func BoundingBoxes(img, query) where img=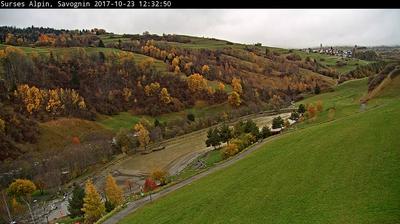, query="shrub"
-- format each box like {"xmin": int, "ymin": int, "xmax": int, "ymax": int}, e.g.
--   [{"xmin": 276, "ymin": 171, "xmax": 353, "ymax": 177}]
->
[
  {"xmin": 187, "ymin": 113, "xmax": 195, "ymax": 122},
  {"xmin": 152, "ymin": 169, "xmax": 168, "ymax": 185},
  {"xmin": 105, "ymin": 200, "xmax": 115, "ymax": 213},
  {"xmin": 222, "ymin": 143, "xmax": 239, "ymax": 158},
  {"xmin": 143, "ymin": 178, "xmax": 157, "ymax": 192}
]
